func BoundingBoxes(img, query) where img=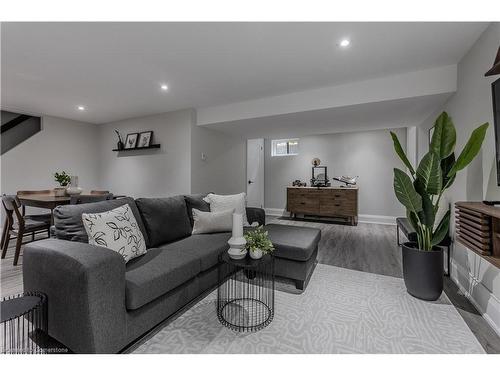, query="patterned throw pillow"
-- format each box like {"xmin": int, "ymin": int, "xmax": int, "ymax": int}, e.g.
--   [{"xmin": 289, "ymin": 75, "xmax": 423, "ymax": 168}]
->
[
  {"xmin": 82, "ymin": 204, "xmax": 147, "ymax": 263},
  {"xmin": 203, "ymin": 193, "xmax": 249, "ymax": 226}
]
